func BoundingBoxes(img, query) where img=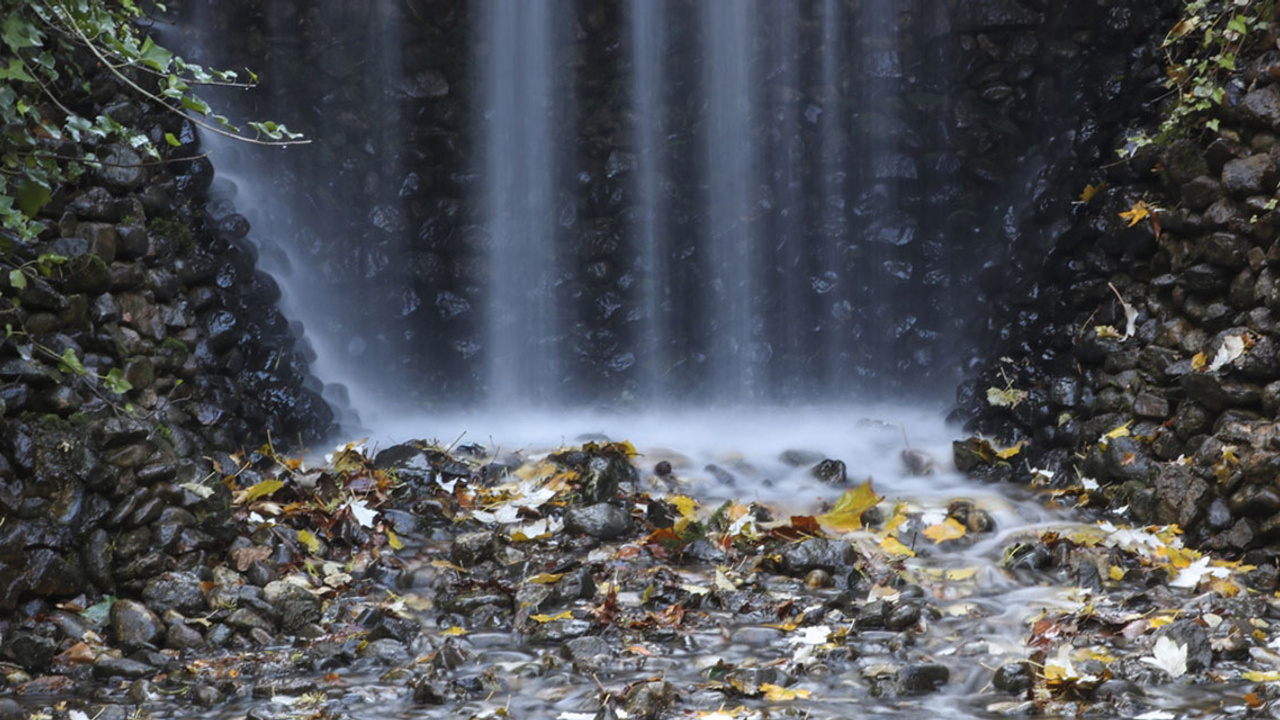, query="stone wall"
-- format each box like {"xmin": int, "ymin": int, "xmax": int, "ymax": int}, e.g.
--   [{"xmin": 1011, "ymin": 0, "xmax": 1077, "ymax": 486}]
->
[
  {"xmin": 957, "ymin": 3, "xmax": 1280, "ymax": 554},
  {"xmin": 0, "ymin": 64, "xmax": 333, "ymax": 614}
]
